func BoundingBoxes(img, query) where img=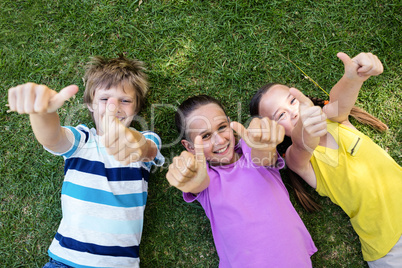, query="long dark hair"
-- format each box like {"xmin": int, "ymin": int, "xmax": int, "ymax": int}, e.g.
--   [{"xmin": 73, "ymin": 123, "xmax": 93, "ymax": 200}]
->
[
  {"xmin": 250, "ymin": 83, "xmax": 388, "ymax": 212},
  {"xmin": 175, "ymin": 95, "xmax": 226, "ymax": 140}
]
